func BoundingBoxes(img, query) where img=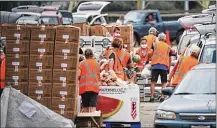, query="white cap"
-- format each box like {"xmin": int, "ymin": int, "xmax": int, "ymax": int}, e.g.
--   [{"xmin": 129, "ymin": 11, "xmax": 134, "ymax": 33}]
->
[
  {"xmin": 158, "ymin": 33, "xmax": 166, "ymax": 41},
  {"xmin": 191, "ymin": 45, "xmax": 201, "ymax": 54},
  {"xmin": 149, "ymin": 27, "xmax": 157, "ymax": 34}
]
